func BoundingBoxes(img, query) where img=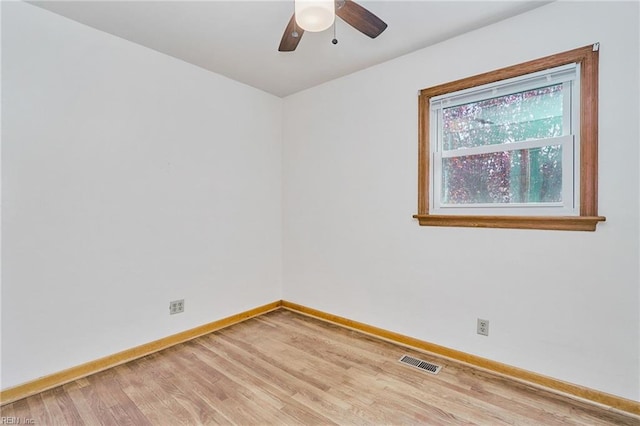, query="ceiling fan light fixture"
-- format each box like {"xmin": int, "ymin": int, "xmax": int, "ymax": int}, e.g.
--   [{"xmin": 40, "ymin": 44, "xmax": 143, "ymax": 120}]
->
[{"xmin": 294, "ymin": 0, "xmax": 335, "ymax": 32}]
